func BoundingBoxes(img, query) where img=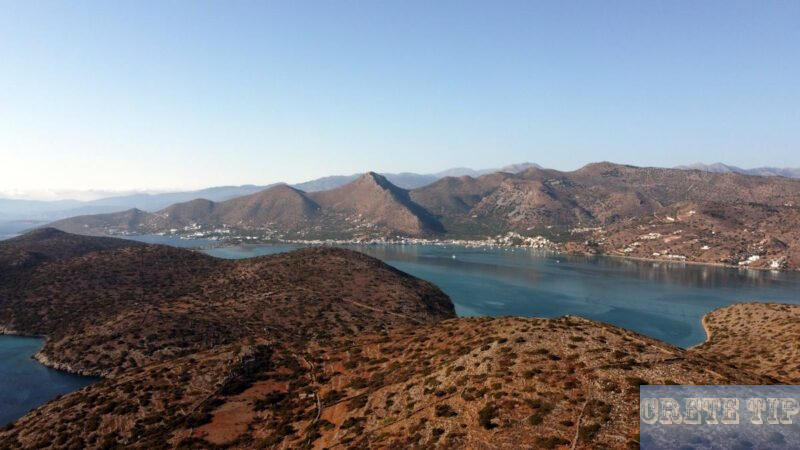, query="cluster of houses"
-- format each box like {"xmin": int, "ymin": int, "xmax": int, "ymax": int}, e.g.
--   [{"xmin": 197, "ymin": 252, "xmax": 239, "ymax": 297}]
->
[{"xmin": 284, "ymin": 231, "xmax": 558, "ymax": 250}]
